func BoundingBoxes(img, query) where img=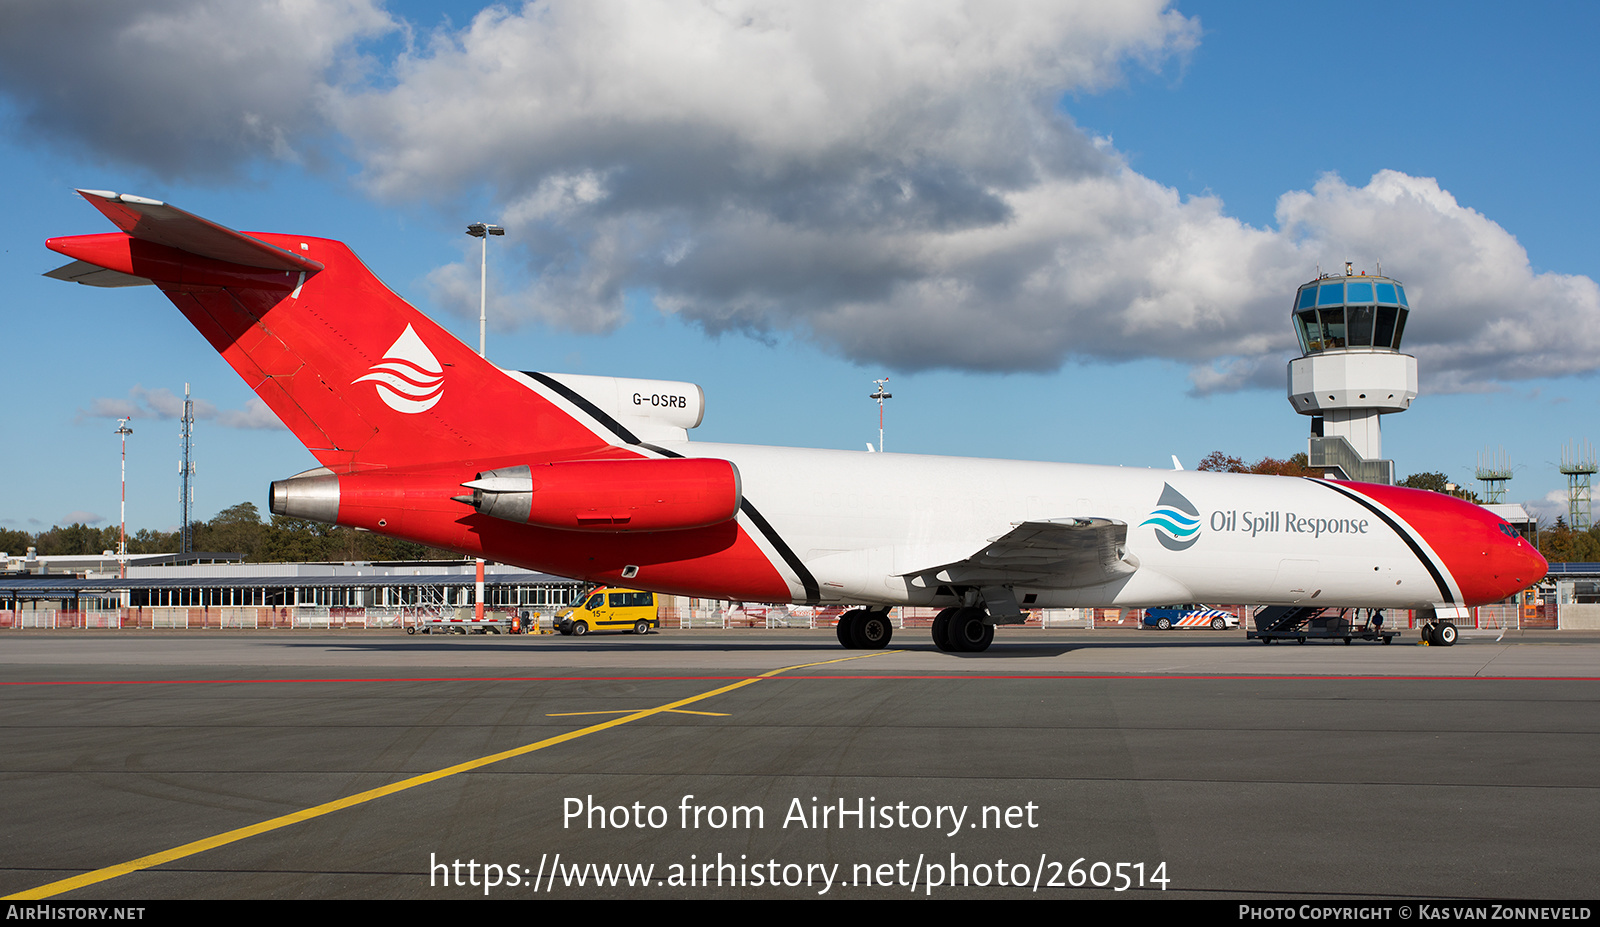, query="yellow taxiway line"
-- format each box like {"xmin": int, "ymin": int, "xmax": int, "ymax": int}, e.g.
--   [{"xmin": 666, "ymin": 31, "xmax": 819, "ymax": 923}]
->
[{"xmin": 6, "ymin": 650, "xmax": 900, "ymax": 900}]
